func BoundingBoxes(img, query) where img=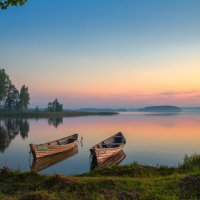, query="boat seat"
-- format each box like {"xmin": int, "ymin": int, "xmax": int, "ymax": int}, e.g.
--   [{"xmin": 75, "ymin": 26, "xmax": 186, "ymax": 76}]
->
[
  {"xmin": 48, "ymin": 141, "xmax": 59, "ymax": 145},
  {"xmin": 57, "ymin": 140, "xmax": 62, "ymax": 145},
  {"xmin": 107, "ymin": 143, "xmax": 122, "ymax": 147}
]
